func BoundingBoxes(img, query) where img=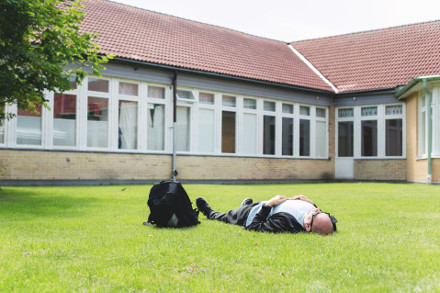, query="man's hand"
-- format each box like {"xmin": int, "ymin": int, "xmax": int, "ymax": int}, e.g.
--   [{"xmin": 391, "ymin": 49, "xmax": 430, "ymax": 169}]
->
[
  {"xmin": 265, "ymin": 195, "xmax": 288, "ymax": 207},
  {"xmin": 290, "ymin": 195, "xmax": 314, "ymax": 205}
]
